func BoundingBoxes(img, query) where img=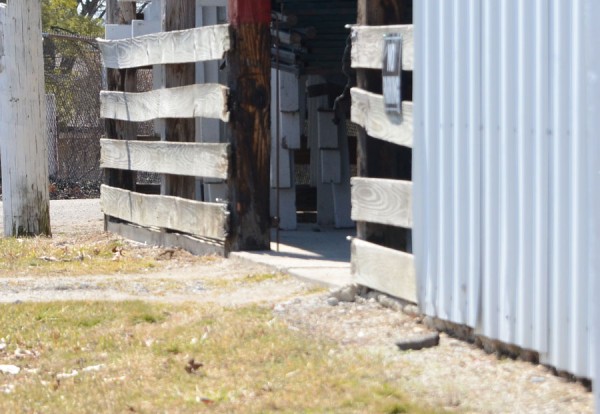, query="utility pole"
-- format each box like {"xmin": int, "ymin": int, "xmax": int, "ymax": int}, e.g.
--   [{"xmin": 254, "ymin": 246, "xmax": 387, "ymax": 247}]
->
[
  {"xmin": 0, "ymin": 0, "xmax": 51, "ymax": 237},
  {"xmin": 226, "ymin": 0, "xmax": 272, "ymax": 251}
]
